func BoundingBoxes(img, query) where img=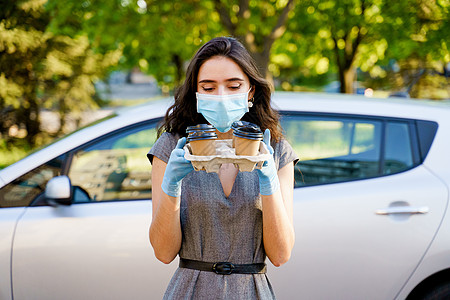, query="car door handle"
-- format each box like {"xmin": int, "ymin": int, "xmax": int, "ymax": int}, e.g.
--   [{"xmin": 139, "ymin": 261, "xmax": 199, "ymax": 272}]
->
[{"xmin": 375, "ymin": 206, "xmax": 429, "ymax": 215}]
